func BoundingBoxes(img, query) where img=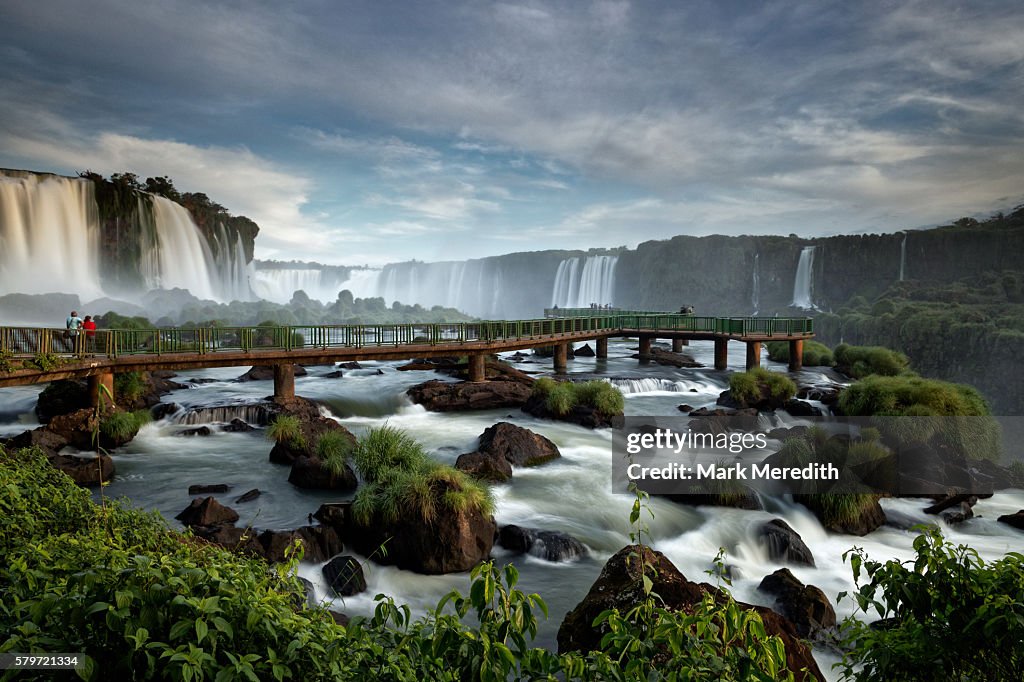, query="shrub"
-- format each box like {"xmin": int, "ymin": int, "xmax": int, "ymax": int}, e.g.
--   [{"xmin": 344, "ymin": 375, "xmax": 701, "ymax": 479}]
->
[
  {"xmin": 728, "ymin": 367, "xmax": 796, "ymax": 407},
  {"xmin": 266, "ymin": 414, "xmax": 305, "ymax": 448},
  {"xmin": 833, "ymin": 344, "xmax": 910, "ymax": 378},
  {"xmin": 545, "ymin": 382, "xmax": 577, "ymax": 416},
  {"xmin": 113, "ymin": 371, "xmax": 147, "ymax": 403},
  {"xmin": 351, "ymin": 424, "xmax": 428, "ymax": 482},
  {"xmin": 99, "ymin": 409, "xmax": 151, "ymax": 442},
  {"xmin": 315, "ymin": 431, "xmax": 352, "ymax": 476},
  {"xmin": 838, "ymin": 375, "xmax": 991, "ymax": 417},
  {"xmin": 533, "ymin": 378, "xmax": 624, "ymax": 417},
  {"xmin": 766, "ymin": 340, "xmax": 834, "ymax": 366},
  {"xmin": 839, "ymin": 527, "xmax": 1024, "ymax": 681}
]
